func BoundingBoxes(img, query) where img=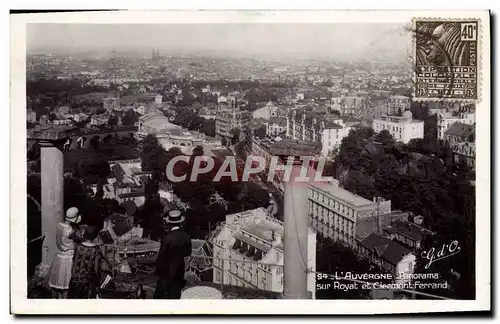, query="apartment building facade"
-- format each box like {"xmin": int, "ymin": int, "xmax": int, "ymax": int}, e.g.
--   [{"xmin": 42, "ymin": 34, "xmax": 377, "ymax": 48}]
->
[
  {"xmin": 308, "ymin": 182, "xmax": 391, "ymax": 248},
  {"xmin": 211, "ymin": 208, "xmax": 316, "ymax": 297}
]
